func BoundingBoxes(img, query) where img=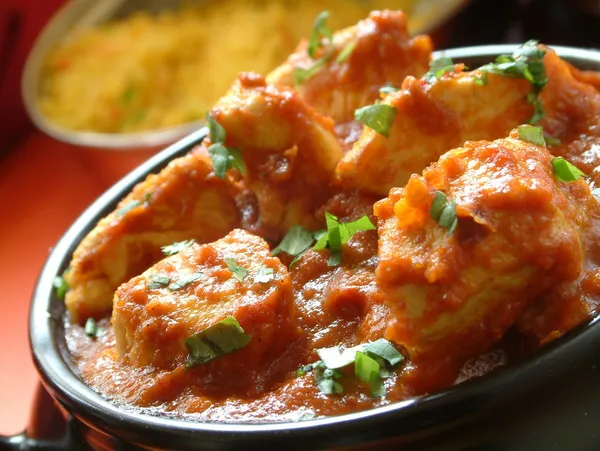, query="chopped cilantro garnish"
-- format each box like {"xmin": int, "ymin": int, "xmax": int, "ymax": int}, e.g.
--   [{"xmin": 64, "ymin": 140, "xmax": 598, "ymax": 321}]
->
[
  {"xmin": 53, "ymin": 270, "xmax": 69, "ymax": 299},
  {"xmin": 161, "ymin": 239, "xmax": 196, "ymax": 256},
  {"xmin": 477, "ymin": 41, "xmax": 547, "ymax": 124},
  {"xmin": 308, "ymin": 11, "xmax": 333, "ymax": 58},
  {"xmin": 85, "ymin": 317, "xmax": 98, "ymax": 337},
  {"xmin": 117, "ymin": 200, "xmax": 141, "ymax": 217},
  {"xmin": 224, "ymin": 258, "xmax": 249, "ymax": 282},
  {"xmin": 354, "ymin": 104, "xmax": 397, "ymax": 138},
  {"xmin": 254, "ymin": 267, "xmax": 275, "ymax": 283},
  {"xmin": 205, "ymin": 113, "xmax": 247, "ymax": 179},
  {"xmin": 147, "ymin": 274, "xmax": 171, "ymax": 290},
  {"xmin": 552, "ymin": 157, "xmax": 587, "ymax": 182},
  {"xmin": 424, "ymin": 56, "xmax": 456, "ymax": 82},
  {"xmin": 206, "ymin": 112, "xmax": 226, "ymax": 143},
  {"xmin": 336, "ymin": 41, "xmax": 356, "ymax": 63},
  {"xmin": 518, "ymin": 125, "xmax": 546, "ymax": 147},
  {"xmin": 544, "ymin": 134, "xmax": 561, "ymax": 146},
  {"xmin": 355, "ymin": 351, "xmax": 384, "ymax": 397},
  {"xmin": 379, "ymin": 85, "xmax": 399, "ymax": 94},
  {"xmin": 168, "ymin": 272, "xmax": 204, "ymax": 290},
  {"xmin": 294, "ymin": 58, "xmax": 328, "ymax": 85},
  {"xmin": 272, "ymin": 225, "xmax": 315, "ymax": 267},
  {"xmin": 299, "ymin": 339, "xmax": 404, "ymax": 397},
  {"xmin": 294, "ymin": 11, "xmax": 335, "ymax": 85},
  {"xmin": 429, "ymin": 191, "xmax": 458, "ymax": 234},
  {"xmin": 208, "ymin": 143, "xmax": 246, "ymax": 179},
  {"xmin": 185, "ymin": 316, "xmax": 251, "ymax": 369},
  {"xmin": 313, "ymin": 213, "xmax": 376, "ymax": 266}
]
